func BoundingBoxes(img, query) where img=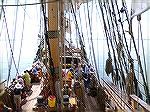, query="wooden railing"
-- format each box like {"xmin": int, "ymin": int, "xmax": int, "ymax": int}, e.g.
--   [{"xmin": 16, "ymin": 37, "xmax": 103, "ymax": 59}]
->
[
  {"xmin": 100, "ymin": 77, "xmax": 134, "ymax": 111},
  {"xmin": 101, "ymin": 77, "xmax": 150, "ymax": 112},
  {"xmin": 130, "ymin": 94, "xmax": 150, "ymax": 112}
]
